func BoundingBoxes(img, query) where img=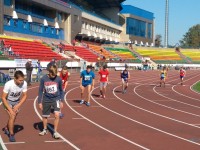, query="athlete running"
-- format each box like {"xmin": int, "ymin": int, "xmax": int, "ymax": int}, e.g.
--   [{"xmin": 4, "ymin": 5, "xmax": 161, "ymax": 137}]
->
[
  {"xmin": 99, "ymin": 65, "xmax": 109, "ymax": 99},
  {"xmin": 38, "ymin": 65, "xmax": 64, "ymax": 139},
  {"xmin": 2, "ymin": 70, "xmax": 27, "ymax": 142},
  {"xmin": 57, "ymin": 66, "xmax": 70, "ymax": 118},
  {"xmin": 80, "ymin": 65, "xmax": 95, "ymax": 106},
  {"xmin": 160, "ymin": 66, "xmax": 168, "ymax": 87},
  {"xmin": 121, "ymin": 66, "xmax": 130, "ymax": 94},
  {"xmin": 180, "ymin": 67, "xmax": 186, "ymax": 85}
]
